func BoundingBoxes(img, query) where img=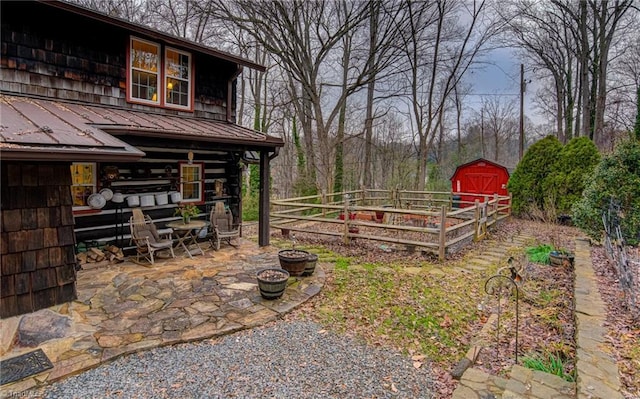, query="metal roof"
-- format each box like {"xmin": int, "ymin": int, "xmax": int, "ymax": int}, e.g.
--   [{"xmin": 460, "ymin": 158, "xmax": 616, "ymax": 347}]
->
[{"xmin": 0, "ymin": 95, "xmax": 283, "ymax": 161}]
